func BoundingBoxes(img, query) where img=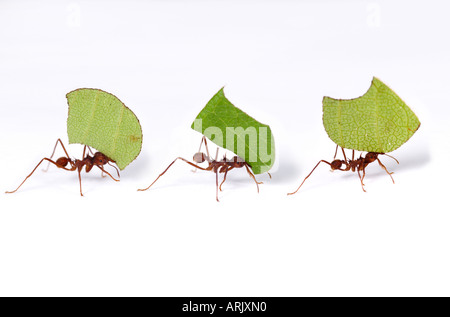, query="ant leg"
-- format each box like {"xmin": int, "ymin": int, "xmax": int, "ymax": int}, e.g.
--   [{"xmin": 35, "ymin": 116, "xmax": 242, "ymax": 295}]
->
[
  {"xmin": 215, "ymin": 170, "xmax": 220, "ymax": 202},
  {"xmin": 95, "ymin": 165, "xmax": 120, "ymax": 182},
  {"xmin": 107, "ymin": 162, "xmax": 120, "ymax": 178},
  {"xmin": 204, "ymin": 137, "xmax": 212, "ymax": 161},
  {"xmin": 333, "ymin": 144, "xmax": 347, "ymax": 161},
  {"xmin": 376, "ymin": 158, "xmax": 395, "ymax": 184},
  {"xmin": 244, "ymin": 164, "xmax": 263, "ymax": 193},
  {"xmin": 219, "ymin": 166, "xmax": 234, "ymax": 191},
  {"xmin": 333, "ymin": 144, "xmax": 339, "ymax": 159},
  {"xmin": 219, "ymin": 167, "xmax": 228, "ymax": 191},
  {"xmin": 6, "ymin": 158, "xmax": 62, "ymax": 194},
  {"xmin": 197, "ymin": 136, "xmax": 205, "ymax": 153},
  {"xmin": 192, "ymin": 137, "xmax": 207, "ymax": 173},
  {"xmin": 287, "ymin": 160, "xmax": 332, "ymax": 195},
  {"xmin": 77, "ymin": 166, "xmax": 84, "ymax": 196},
  {"xmin": 267, "ymin": 172, "xmax": 272, "ymax": 179},
  {"xmin": 138, "ymin": 157, "xmax": 208, "ymax": 191},
  {"xmin": 198, "ymin": 136, "xmax": 212, "ymax": 161},
  {"xmin": 333, "ymin": 145, "xmax": 348, "ymax": 161},
  {"xmin": 86, "ymin": 146, "xmax": 95, "ymax": 156},
  {"xmin": 357, "ymin": 168, "xmax": 366, "ymax": 192},
  {"xmin": 193, "ymin": 137, "xmax": 206, "ymax": 173},
  {"xmin": 82, "ymin": 145, "xmax": 87, "ymax": 159},
  {"xmin": 361, "ymin": 167, "xmax": 366, "ymax": 184},
  {"xmin": 54, "ymin": 139, "xmax": 71, "ymax": 158},
  {"xmin": 341, "ymin": 147, "xmax": 348, "ymax": 162},
  {"xmin": 192, "ymin": 137, "xmax": 211, "ymax": 173},
  {"xmin": 43, "ymin": 139, "xmax": 71, "ymax": 172}
]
